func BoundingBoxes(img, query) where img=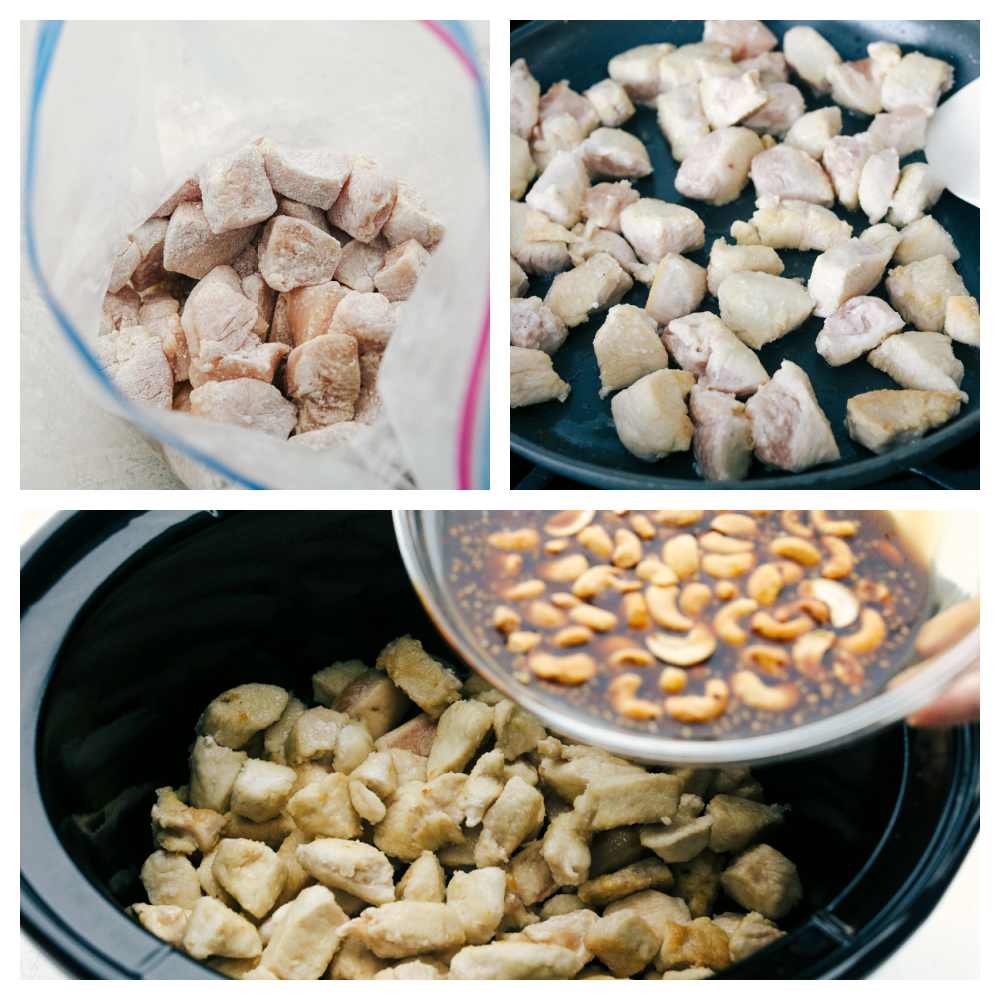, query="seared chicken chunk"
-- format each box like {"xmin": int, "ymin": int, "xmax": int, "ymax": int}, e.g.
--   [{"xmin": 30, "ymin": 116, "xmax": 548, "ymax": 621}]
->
[
  {"xmin": 659, "ymin": 42, "xmax": 734, "ymax": 91},
  {"xmin": 822, "ymin": 133, "xmax": 884, "ymax": 211},
  {"xmin": 575, "ymin": 128, "xmax": 653, "ymax": 179},
  {"xmin": 604, "ymin": 889, "xmax": 692, "ymax": 945},
  {"xmin": 620, "ymin": 199, "xmax": 705, "ymax": 263},
  {"xmin": 738, "ymin": 51, "xmax": 788, "ymax": 84},
  {"xmin": 945, "ymin": 296, "xmax": 979, "ymax": 348},
  {"xmin": 569, "ymin": 227, "xmax": 637, "ymax": 271},
  {"xmin": 510, "ymin": 134, "xmax": 536, "ymax": 201},
  {"xmin": 230, "ymin": 760, "xmax": 297, "ymax": 823},
  {"xmin": 720, "ymin": 844, "xmax": 802, "ymax": 921},
  {"xmin": 644, "ymin": 253, "xmax": 707, "ymax": 326},
  {"xmin": 867, "ymin": 331, "xmax": 967, "ymax": 400},
  {"xmin": 183, "ymin": 897, "xmax": 262, "ymax": 960},
  {"xmin": 826, "ymin": 57, "xmax": 884, "ymax": 115},
  {"xmin": 846, "ymin": 389, "xmax": 963, "ymax": 454},
  {"xmin": 584, "ymin": 78, "xmax": 636, "ymax": 127},
  {"xmin": 374, "ymin": 772, "xmax": 467, "ymax": 861},
  {"xmin": 609, "ymin": 43, "xmax": 676, "ymax": 103},
  {"xmin": 670, "ymin": 851, "xmax": 727, "ymax": 918},
  {"xmin": 698, "ymin": 70, "xmax": 770, "ymax": 129},
  {"xmin": 728, "ymin": 911, "xmax": 785, "ymax": 962},
  {"xmin": 426, "ymin": 699, "xmax": 494, "ymax": 779},
  {"xmin": 658, "ymin": 917, "xmax": 731, "ymax": 972},
  {"xmin": 580, "ymin": 180, "xmax": 639, "ymax": 235},
  {"xmin": 476, "ymin": 776, "xmax": 546, "ymax": 867},
  {"xmin": 611, "ymin": 369, "xmax": 696, "ymax": 462},
  {"xmin": 731, "ymin": 196, "xmax": 851, "ymax": 252},
  {"xmin": 750, "ymin": 145, "xmax": 834, "ymax": 206},
  {"xmin": 510, "ymin": 59, "xmax": 541, "ymax": 140},
  {"xmin": 808, "ymin": 237, "xmax": 895, "ymax": 319},
  {"xmin": 200, "ymin": 684, "xmax": 289, "ymax": 750},
  {"xmin": 742, "ymin": 82, "xmax": 805, "ymax": 138},
  {"xmin": 594, "ymin": 305, "xmax": 669, "ymax": 399},
  {"xmin": 353, "ymin": 901, "xmax": 466, "ymax": 959},
  {"xmin": 703, "ymin": 21, "xmax": 777, "ymax": 62},
  {"xmin": 510, "ymin": 201, "xmax": 570, "ymax": 277},
  {"xmin": 707, "ymin": 795, "xmax": 784, "ymax": 852},
  {"xmin": 887, "ymin": 162, "xmax": 945, "ymax": 228},
  {"xmin": 578, "ymin": 857, "xmax": 675, "ymax": 909},
  {"xmin": 297, "ymin": 838, "xmax": 394, "ymax": 904},
  {"xmin": 510, "ymin": 257, "xmax": 529, "ymax": 298},
  {"xmin": 718, "ymin": 271, "xmax": 815, "ymax": 348},
  {"xmin": 584, "ymin": 911, "xmax": 660, "ymax": 978},
  {"xmin": 258, "ymin": 885, "xmax": 347, "ymax": 980},
  {"xmin": 867, "ymin": 105, "xmax": 930, "ymax": 158},
  {"xmin": 706, "ymin": 238, "xmax": 783, "ymax": 296},
  {"xmin": 885, "ymin": 254, "xmax": 969, "ymax": 332},
  {"xmin": 577, "ymin": 772, "xmax": 682, "ymax": 831},
  {"xmin": 531, "ymin": 81, "xmax": 600, "ymax": 171},
  {"xmin": 133, "ymin": 904, "xmax": 191, "ymax": 948},
  {"xmin": 544, "ymin": 252, "xmax": 633, "ymax": 327},
  {"xmin": 881, "ymin": 52, "xmax": 954, "ymax": 114},
  {"xmin": 674, "ymin": 127, "xmax": 763, "ymax": 206},
  {"xmin": 447, "ymin": 867, "xmax": 507, "ymax": 944},
  {"xmin": 893, "ymin": 215, "xmax": 960, "ymax": 266},
  {"xmin": 663, "ymin": 312, "xmax": 768, "ymax": 396},
  {"xmin": 151, "ymin": 786, "xmax": 226, "ymax": 855},
  {"xmin": 525, "ymin": 151, "xmax": 591, "ymax": 228},
  {"xmin": 782, "ymin": 106, "xmax": 842, "ymax": 159},
  {"xmin": 641, "ymin": 812, "xmax": 715, "ymax": 864},
  {"xmin": 782, "ymin": 25, "xmax": 841, "ymax": 94},
  {"xmin": 286, "ymin": 772, "xmax": 362, "ymax": 839},
  {"xmin": 189, "ymin": 737, "xmax": 248, "ymax": 814},
  {"xmin": 816, "ymin": 296, "xmax": 904, "ymax": 366},
  {"xmin": 141, "ymin": 850, "xmax": 203, "ymax": 908},
  {"xmin": 688, "ymin": 384, "xmax": 753, "ymax": 483},
  {"xmin": 510, "ymin": 348, "xmax": 572, "ymax": 408},
  {"xmin": 858, "ymin": 148, "xmax": 899, "ymax": 225},
  {"xmin": 375, "ymin": 636, "xmax": 462, "ymax": 719},
  {"xmin": 656, "ymin": 86, "xmax": 710, "ymax": 161},
  {"xmin": 450, "ymin": 941, "xmax": 583, "ymax": 980},
  {"xmin": 510, "ymin": 296, "xmax": 569, "ymax": 356}
]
